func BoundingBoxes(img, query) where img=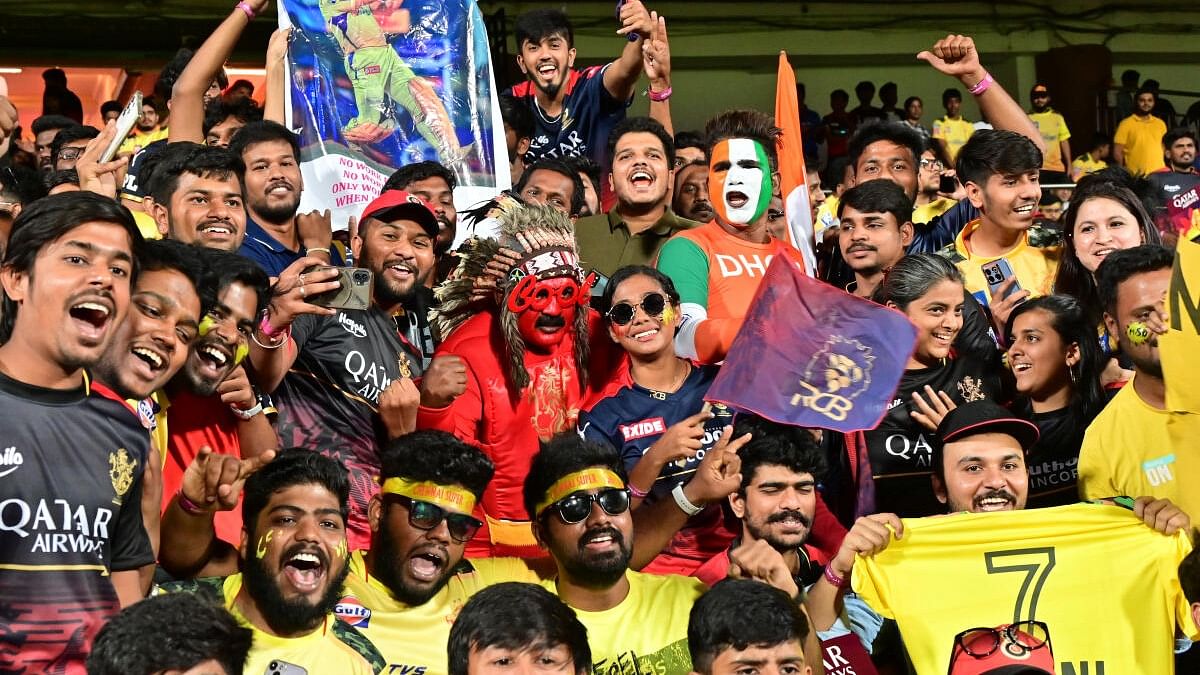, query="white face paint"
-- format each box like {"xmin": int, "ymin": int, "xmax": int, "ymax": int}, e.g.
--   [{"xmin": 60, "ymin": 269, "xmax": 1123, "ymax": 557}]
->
[{"xmin": 710, "ymin": 138, "xmax": 771, "ymax": 226}]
